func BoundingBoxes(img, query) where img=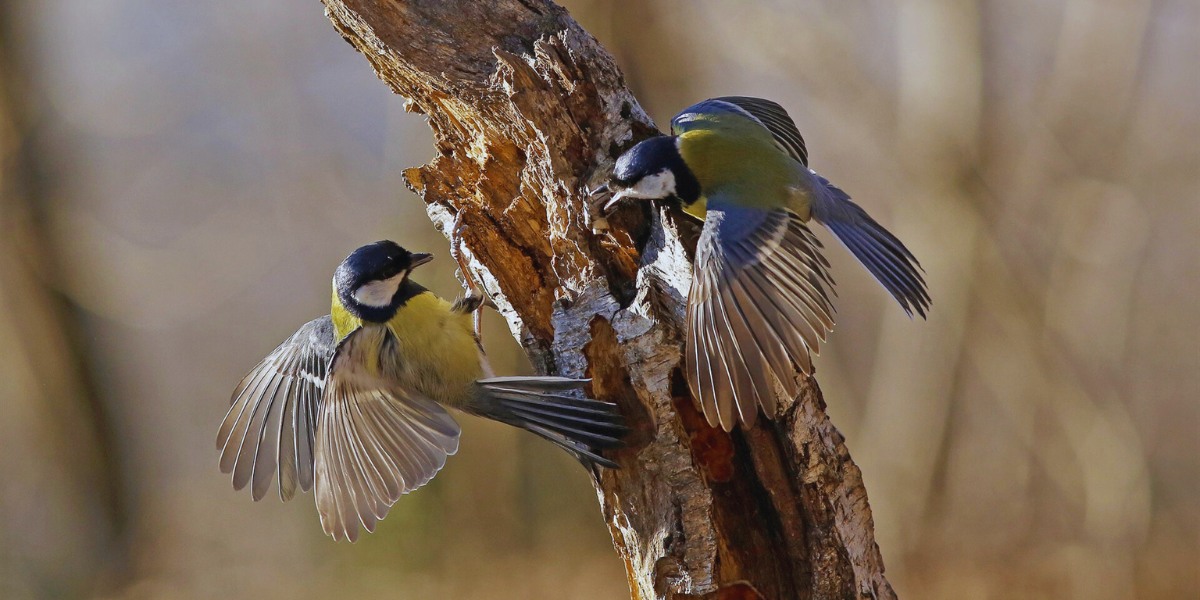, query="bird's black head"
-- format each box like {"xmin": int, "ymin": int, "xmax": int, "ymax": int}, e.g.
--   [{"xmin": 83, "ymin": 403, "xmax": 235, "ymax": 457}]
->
[
  {"xmin": 598, "ymin": 135, "xmax": 700, "ymax": 211},
  {"xmin": 334, "ymin": 240, "xmax": 432, "ymax": 322}
]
